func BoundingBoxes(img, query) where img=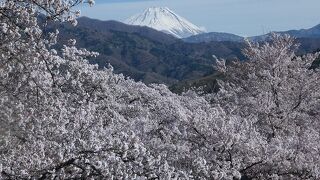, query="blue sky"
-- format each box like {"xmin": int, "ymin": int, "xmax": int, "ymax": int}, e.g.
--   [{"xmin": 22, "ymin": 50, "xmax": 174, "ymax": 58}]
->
[{"xmin": 80, "ymin": 0, "xmax": 320, "ymax": 36}]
